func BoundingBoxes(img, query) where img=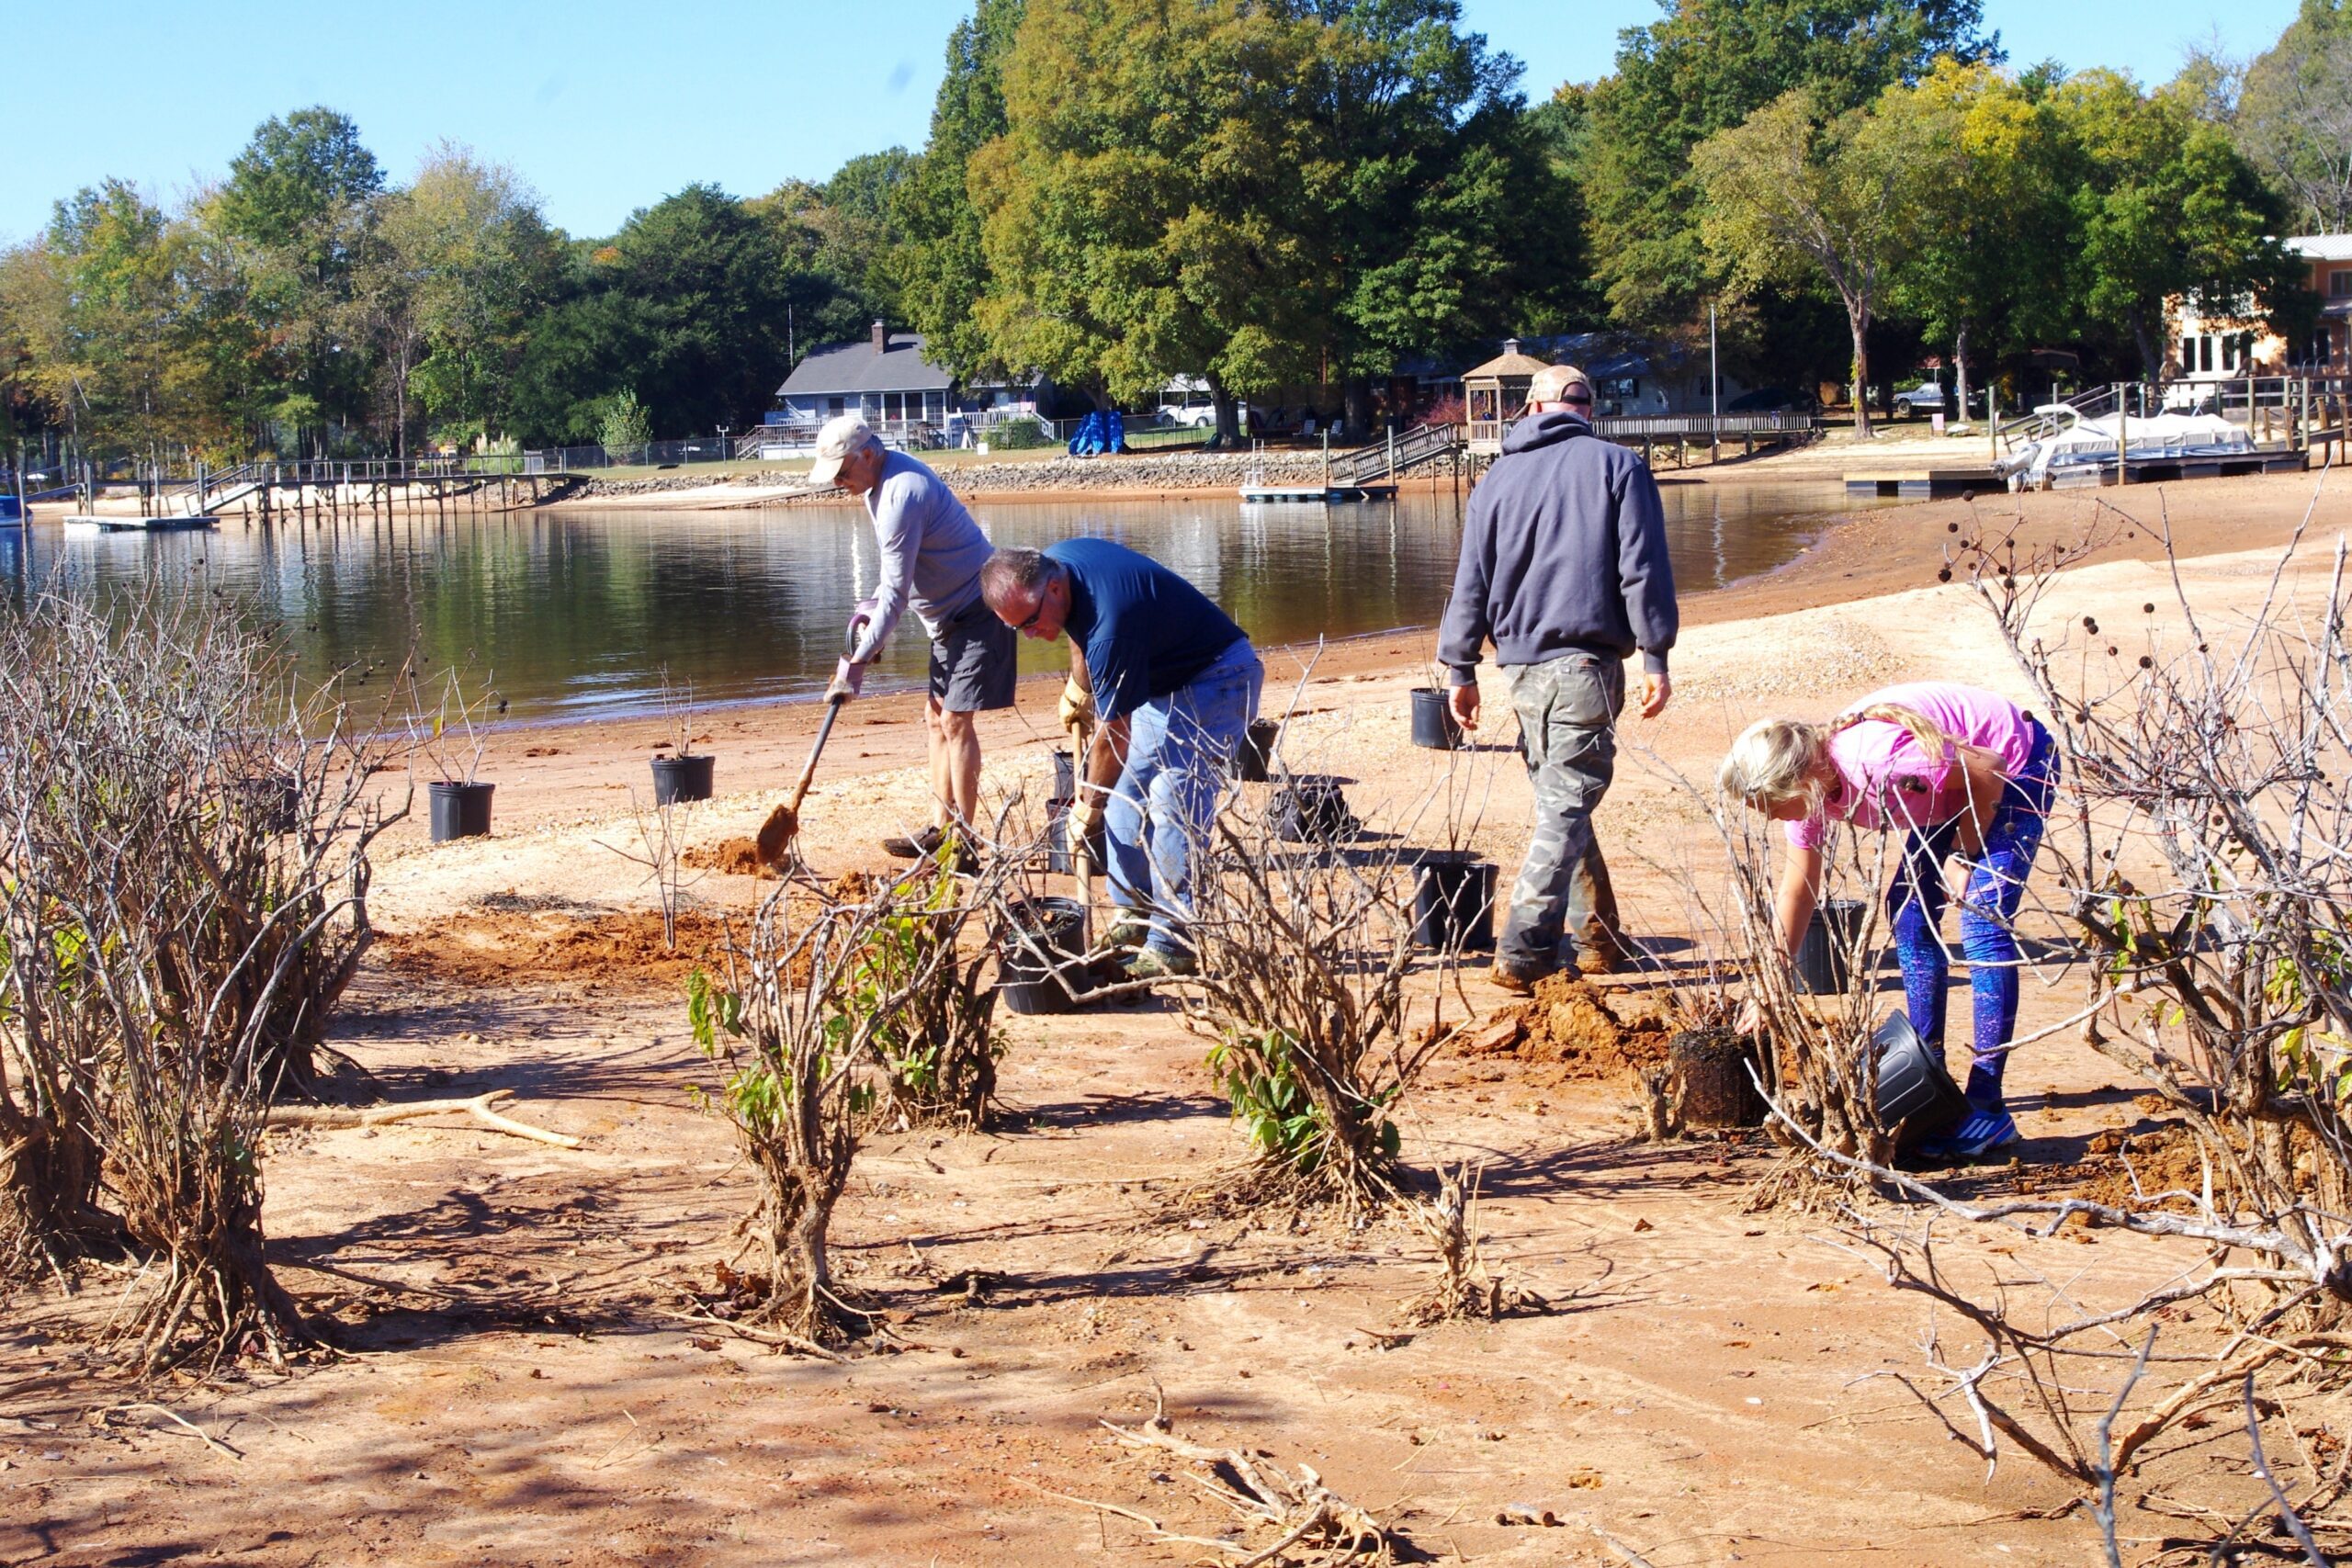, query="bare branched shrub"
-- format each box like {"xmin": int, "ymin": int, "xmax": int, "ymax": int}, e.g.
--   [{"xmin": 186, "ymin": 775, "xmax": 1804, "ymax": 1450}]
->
[
  {"xmin": 1182, "ymin": 799, "xmax": 1449, "ymax": 1216},
  {"xmin": 0, "ymin": 585, "xmax": 403, "ymax": 1364},
  {"xmin": 1796, "ymin": 502, "xmax": 2352, "ymax": 1558},
  {"xmin": 689, "ymin": 851, "xmax": 1023, "ymax": 1343}
]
